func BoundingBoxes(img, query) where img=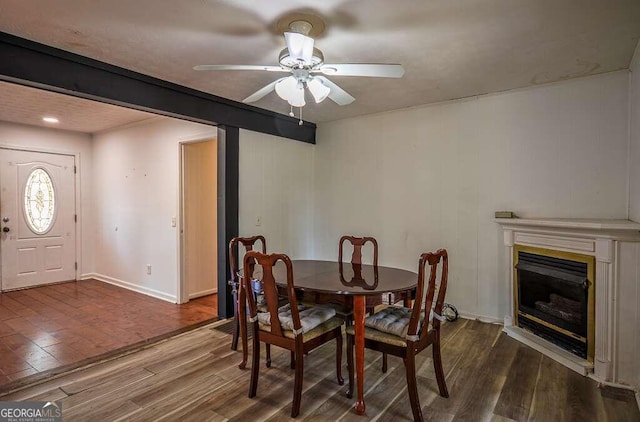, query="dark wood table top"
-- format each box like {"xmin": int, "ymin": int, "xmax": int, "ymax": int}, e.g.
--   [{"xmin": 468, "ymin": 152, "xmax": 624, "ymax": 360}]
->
[{"xmin": 257, "ymin": 259, "xmax": 418, "ymax": 296}]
